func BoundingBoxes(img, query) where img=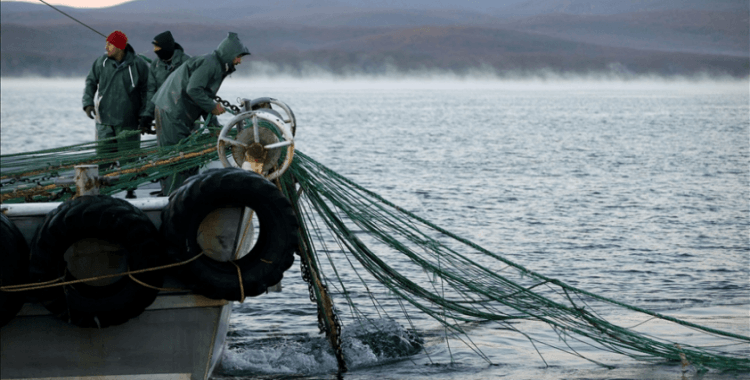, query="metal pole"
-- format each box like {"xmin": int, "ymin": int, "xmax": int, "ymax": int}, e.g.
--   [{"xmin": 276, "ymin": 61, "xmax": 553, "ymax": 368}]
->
[{"xmin": 38, "ymin": 0, "xmax": 107, "ymax": 38}]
